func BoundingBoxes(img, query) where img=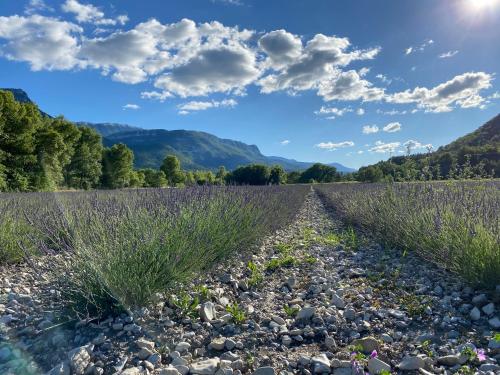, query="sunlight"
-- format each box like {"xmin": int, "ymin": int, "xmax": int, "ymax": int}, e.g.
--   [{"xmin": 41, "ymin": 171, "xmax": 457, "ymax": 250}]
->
[{"xmin": 465, "ymin": 0, "xmax": 499, "ymax": 12}]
